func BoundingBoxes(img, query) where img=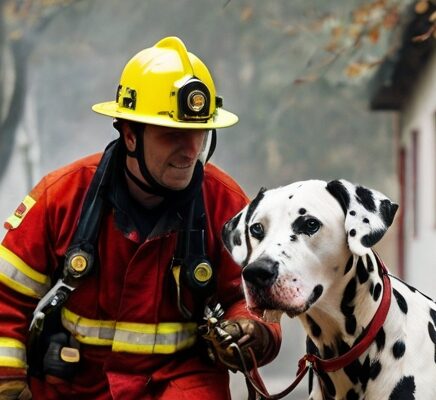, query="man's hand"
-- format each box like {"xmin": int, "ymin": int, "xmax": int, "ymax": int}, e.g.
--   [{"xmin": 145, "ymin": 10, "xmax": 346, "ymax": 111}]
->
[
  {"xmin": 200, "ymin": 318, "xmax": 272, "ymax": 371},
  {"xmin": 0, "ymin": 380, "xmax": 31, "ymax": 400}
]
